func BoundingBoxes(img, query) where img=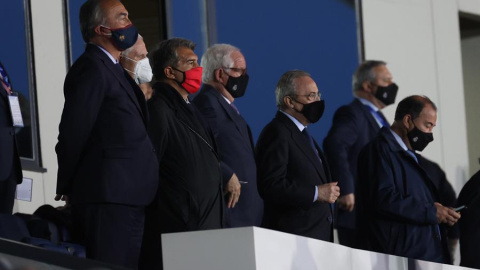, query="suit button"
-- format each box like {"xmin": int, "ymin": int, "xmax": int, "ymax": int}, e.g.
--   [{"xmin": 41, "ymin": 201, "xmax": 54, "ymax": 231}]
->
[
  {"xmin": 328, "ymin": 216, "xmax": 333, "ymax": 223},
  {"xmin": 152, "ymin": 149, "xmax": 156, "ymax": 152}
]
